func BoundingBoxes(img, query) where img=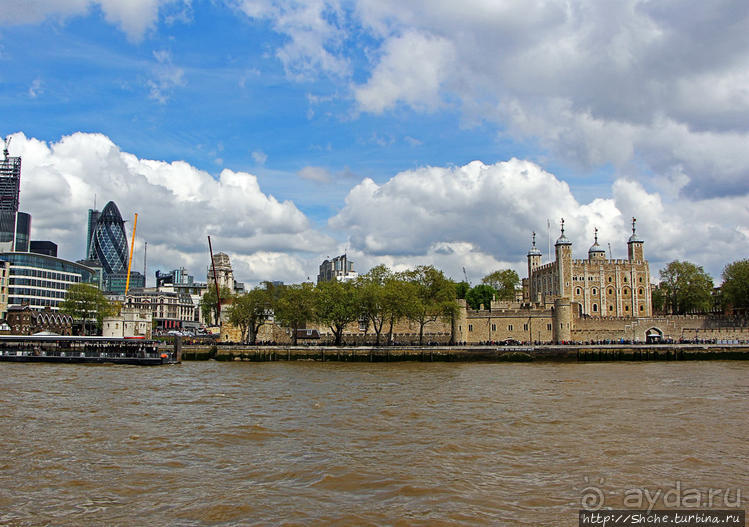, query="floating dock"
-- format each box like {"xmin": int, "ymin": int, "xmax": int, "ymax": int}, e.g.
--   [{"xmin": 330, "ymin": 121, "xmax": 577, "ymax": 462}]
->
[{"xmin": 0, "ymin": 335, "xmax": 179, "ymax": 365}]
